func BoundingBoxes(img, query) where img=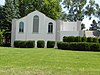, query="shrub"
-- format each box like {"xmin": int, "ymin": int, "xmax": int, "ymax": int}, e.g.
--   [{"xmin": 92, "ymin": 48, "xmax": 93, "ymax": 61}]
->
[
  {"xmin": 81, "ymin": 37, "xmax": 87, "ymax": 42},
  {"xmin": 37, "ymin": 40, "xmax": 45, "ymax": 48},
  {"xmin": 26, "ymin": 41, "xmax": 35, "ymax": 48},
  {"xmin": 63, "ymin": 36, "xmax": 75, "ymax": 42},
  {"xmin": 19, "ymin": 41, "xmax": 26, "ymax": 48},
  {"xmin": 3, "ymin": 43, "xmax": 11, "ymax": 47},
  {"xmin": 47, "ymin": 41, "xmax": 55, "ymax": 48},
  {"xmin": 76, "ymin": 42, "xmax": 90, "ymax": 51},
  {"xmin": 14, "ymin": 41, "xmax": 20, "ymax": 48},
  {"xmin": 92, "ymin": 38, "xmax": 99, "ymax": 43},
  {"xmin": 63, "ymin": 36, "xmax": 82, "ymax": 42},
  {"xmin": 87, "ymin": 37, "xmax": 93, "ymax": 42},
  {"xmin": 90, "ymin": 43, "xmax": 100, "ymax": 51},
  {"xmin": 74, "ymin": 36, "xmax": 82, "ymax": 42},
  {"xmin": 63, "ymin": 36, "xmax": 99, "ymax": 43},
  {"xmin": 14, "ymin": 40, "xmax": 35, "ymax": 48},
  {"xmin": 99, "ymin": 38, "xmax": 100, "ymax": 43},
  {"xmin": 57, "ymin": 42, "xmax": 69, "ymax": 50},
  {"xmin": 57, "ymin": 42, "xmax": 100, "ymax": 51}
]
